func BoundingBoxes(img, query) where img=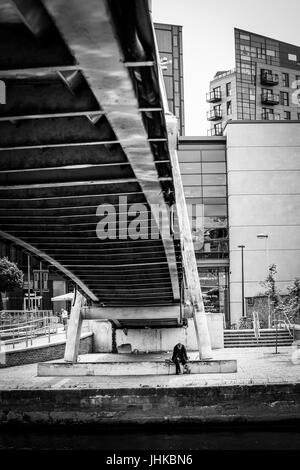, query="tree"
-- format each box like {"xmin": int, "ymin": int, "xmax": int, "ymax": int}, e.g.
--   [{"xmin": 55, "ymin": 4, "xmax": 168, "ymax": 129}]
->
[
  {"xmin": 0, "ymin": 257, "xmax": 24, "ymax": 310},
  {"xmin": 260, "ymin": 264, "xmax": 282, "ymax": 327},
  {"xmin": 282, "ymin": 278, "xmax": 300, "ymax": 325}
]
